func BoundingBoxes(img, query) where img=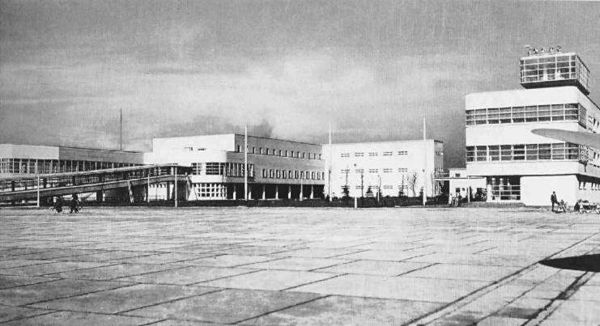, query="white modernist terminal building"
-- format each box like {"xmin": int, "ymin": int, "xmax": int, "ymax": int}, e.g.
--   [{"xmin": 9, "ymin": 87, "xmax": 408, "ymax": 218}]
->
[
  {"xmin": 323, "ymin": 140, "xmax": 444, "ymax": 198},
  {"xmin": 465, "ymin": 50, "xmax": 600, "ymax": 205},
  {"xmin": 144, "ymin": 134, "xmax": 325, "ymax": 201}
]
